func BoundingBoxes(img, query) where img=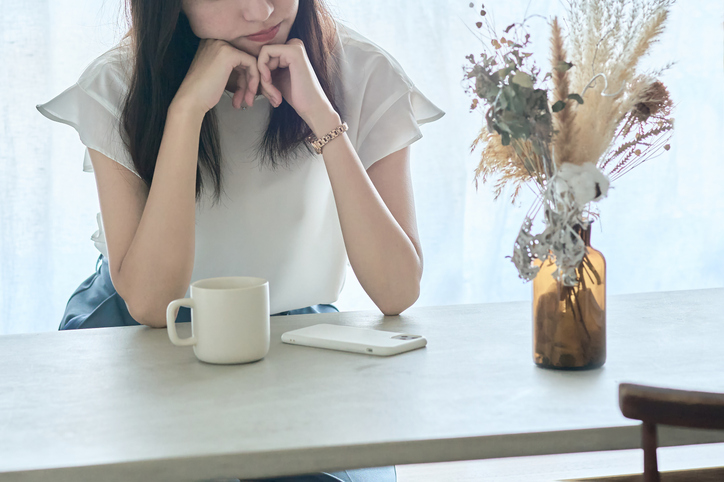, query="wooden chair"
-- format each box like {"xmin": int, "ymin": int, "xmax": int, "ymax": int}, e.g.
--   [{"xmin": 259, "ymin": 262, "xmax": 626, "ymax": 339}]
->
[{"xmin": 618, "ymin": 383, "xmax": 724, "ymax": 482}]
